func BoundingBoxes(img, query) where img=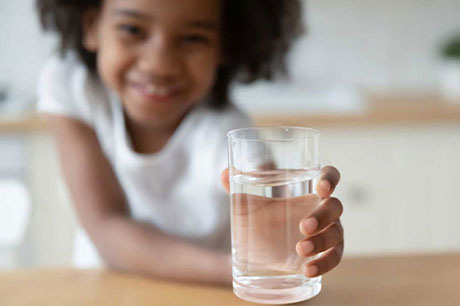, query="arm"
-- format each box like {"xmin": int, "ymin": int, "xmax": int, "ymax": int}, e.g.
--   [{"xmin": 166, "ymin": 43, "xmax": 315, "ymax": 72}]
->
[{"xmin": 46, "ymin": 115, "xmax": 231, "ymax": 285}]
